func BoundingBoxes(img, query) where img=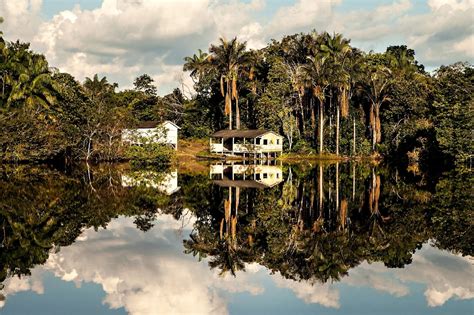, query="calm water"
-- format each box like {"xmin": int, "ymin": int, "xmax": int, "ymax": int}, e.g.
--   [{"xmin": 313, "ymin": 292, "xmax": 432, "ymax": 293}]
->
[{"xmin": 0, "ymin": 162, "xmax": 472, "ymax": 315}]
